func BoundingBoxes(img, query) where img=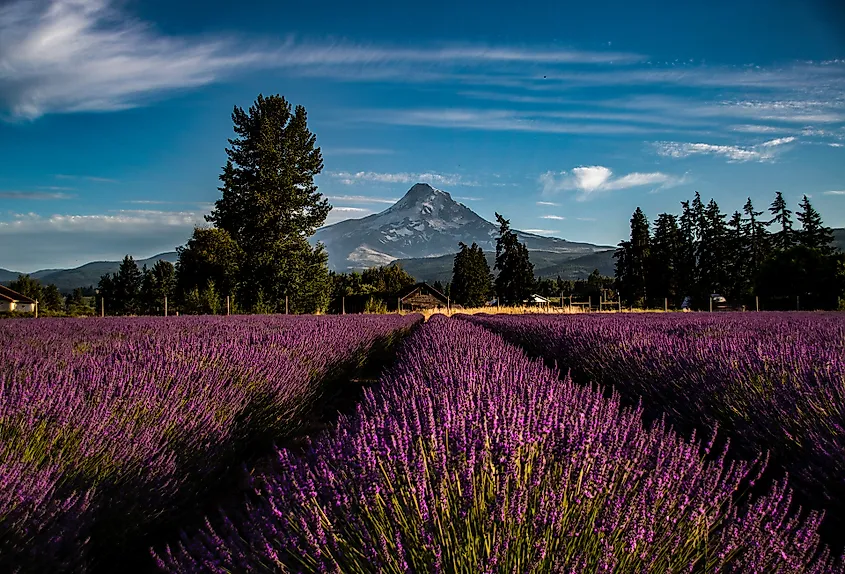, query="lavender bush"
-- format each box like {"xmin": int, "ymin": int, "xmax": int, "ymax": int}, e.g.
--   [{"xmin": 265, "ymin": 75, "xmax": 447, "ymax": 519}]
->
[
  {"xmin": 157, "ymin": 315, "xmax": 841, "ymax": 573},
  {"xmin": 0, "ymin": 314, "xmax": 418, "ymax": 573},
  {"xmin": 461, "ymin": 312, "xmax": 845, "ymax": 542}
]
